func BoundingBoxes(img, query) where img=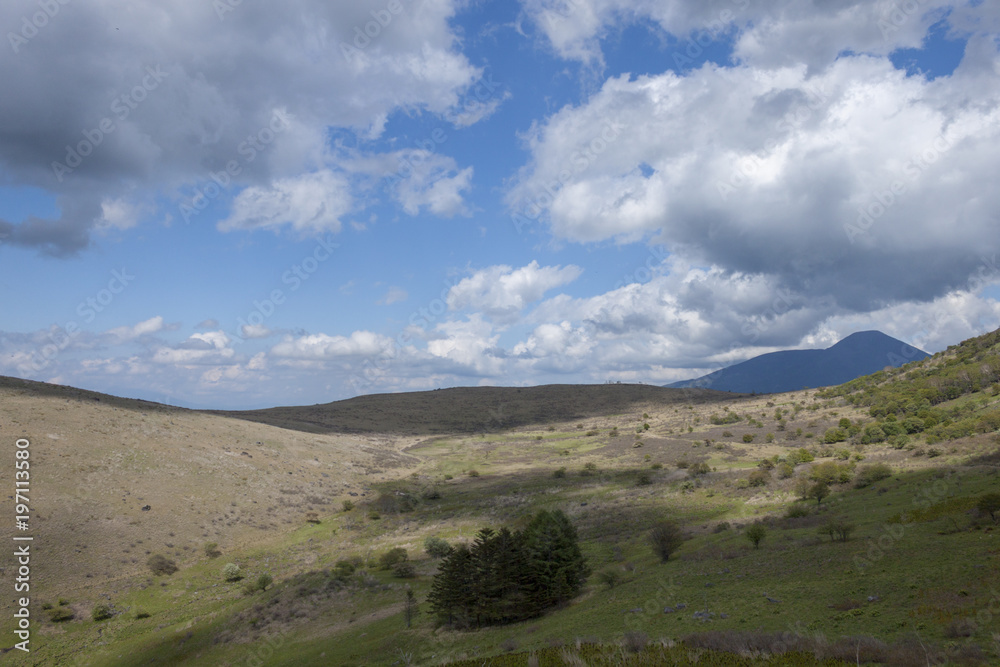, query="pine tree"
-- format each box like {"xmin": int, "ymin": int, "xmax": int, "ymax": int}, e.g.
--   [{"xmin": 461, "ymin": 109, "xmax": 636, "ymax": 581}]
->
[
  {"xmin": 521, "ymin": 510, "xmax": 590, "ymax": 613},
  {"xmin": 427, "ymin": 544, "xmax": 474, "ymax": 627}
]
